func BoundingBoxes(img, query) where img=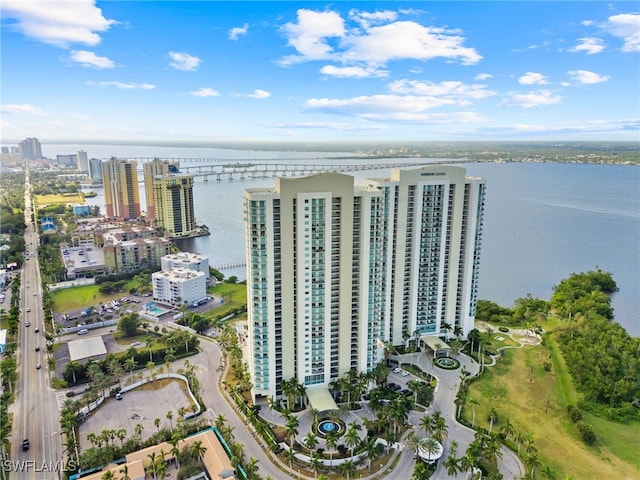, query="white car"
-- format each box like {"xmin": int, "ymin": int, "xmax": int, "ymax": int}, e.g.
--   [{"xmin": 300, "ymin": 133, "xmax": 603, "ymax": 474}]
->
[
  {"xmin": 392, "ymin": 367, "xmax": 402, "ymax": 374},
  {"xmin": 401, "ymin": 370, "xmax": 410, "ymax": 377}
]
